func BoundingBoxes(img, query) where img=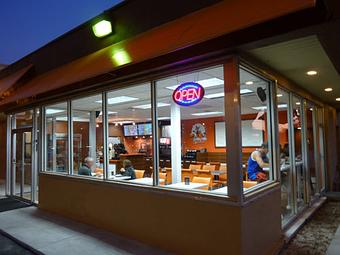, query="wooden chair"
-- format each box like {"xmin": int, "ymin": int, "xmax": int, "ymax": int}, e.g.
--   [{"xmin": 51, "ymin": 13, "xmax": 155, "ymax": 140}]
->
[
  {"xmin": 243, "ymin": 181, "xmax": 257, "ymax": 188},
  {"xmin": 192, "ymin": 176, "xmax": 211, "ymax": 190},
  {"xmin": 202, "ymin": 165, "xmax": 216, "ymax": 171},
  {"xmin": 189, "ymin": 164, "xmax": 202, "ymax": 170},
  {"xmin": 209, "ymin": 162, "xmax": 221, "ymax": 169},
  {"xmin": 135, "ymin": 170, "xmax": 145, "ymax": 179},
  {"xmin": 219, "ymin": 164, "xmax": 227, "ymax": 171}
]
